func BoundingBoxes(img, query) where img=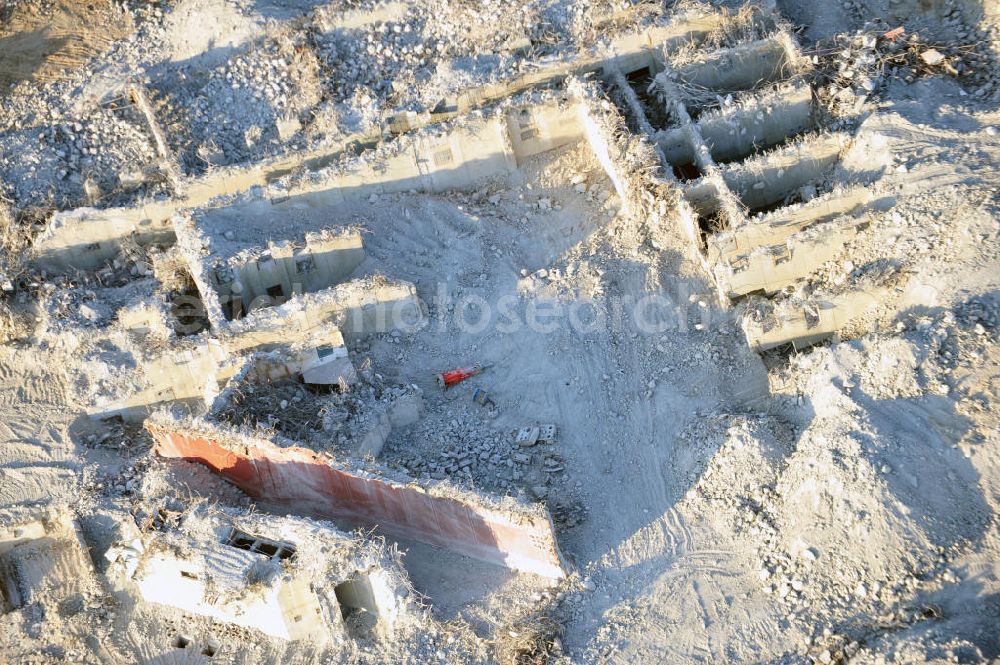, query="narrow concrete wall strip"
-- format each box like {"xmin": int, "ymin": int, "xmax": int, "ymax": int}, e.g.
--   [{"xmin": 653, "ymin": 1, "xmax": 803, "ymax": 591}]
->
[{"xmin": 146, "ymin": 420, "xmax": 566, "ymax": 579}]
